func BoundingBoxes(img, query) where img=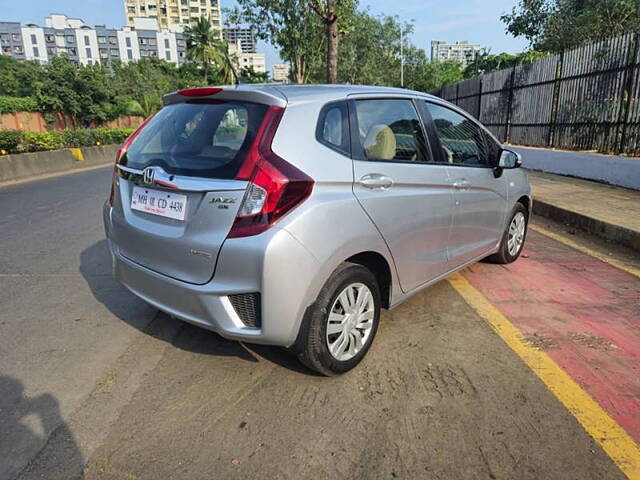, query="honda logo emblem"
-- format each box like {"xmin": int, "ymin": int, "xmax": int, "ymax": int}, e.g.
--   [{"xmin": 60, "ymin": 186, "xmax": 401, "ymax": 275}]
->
[{"xmin": 142, "ymin": 167, "xmax": 156, "ymax": 185}]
